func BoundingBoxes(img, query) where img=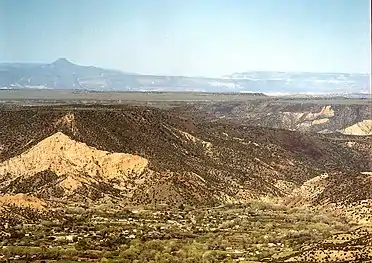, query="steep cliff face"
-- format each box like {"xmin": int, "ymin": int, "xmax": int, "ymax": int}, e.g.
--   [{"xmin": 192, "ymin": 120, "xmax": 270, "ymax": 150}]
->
[
  {"xmin": 0, "ymin": 105, "xmax": 370, "ymax": 206},
  {"xmin": 181, "ymin": 101, "xmax": 371, "ymax": 135}
]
